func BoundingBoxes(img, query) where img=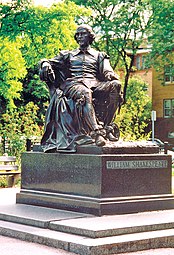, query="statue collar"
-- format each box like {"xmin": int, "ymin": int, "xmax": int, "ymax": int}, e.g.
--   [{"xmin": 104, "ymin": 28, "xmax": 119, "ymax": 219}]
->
[{"xmin": 71, "ymin": 47, "xmax": 98, "ymax": 58}]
